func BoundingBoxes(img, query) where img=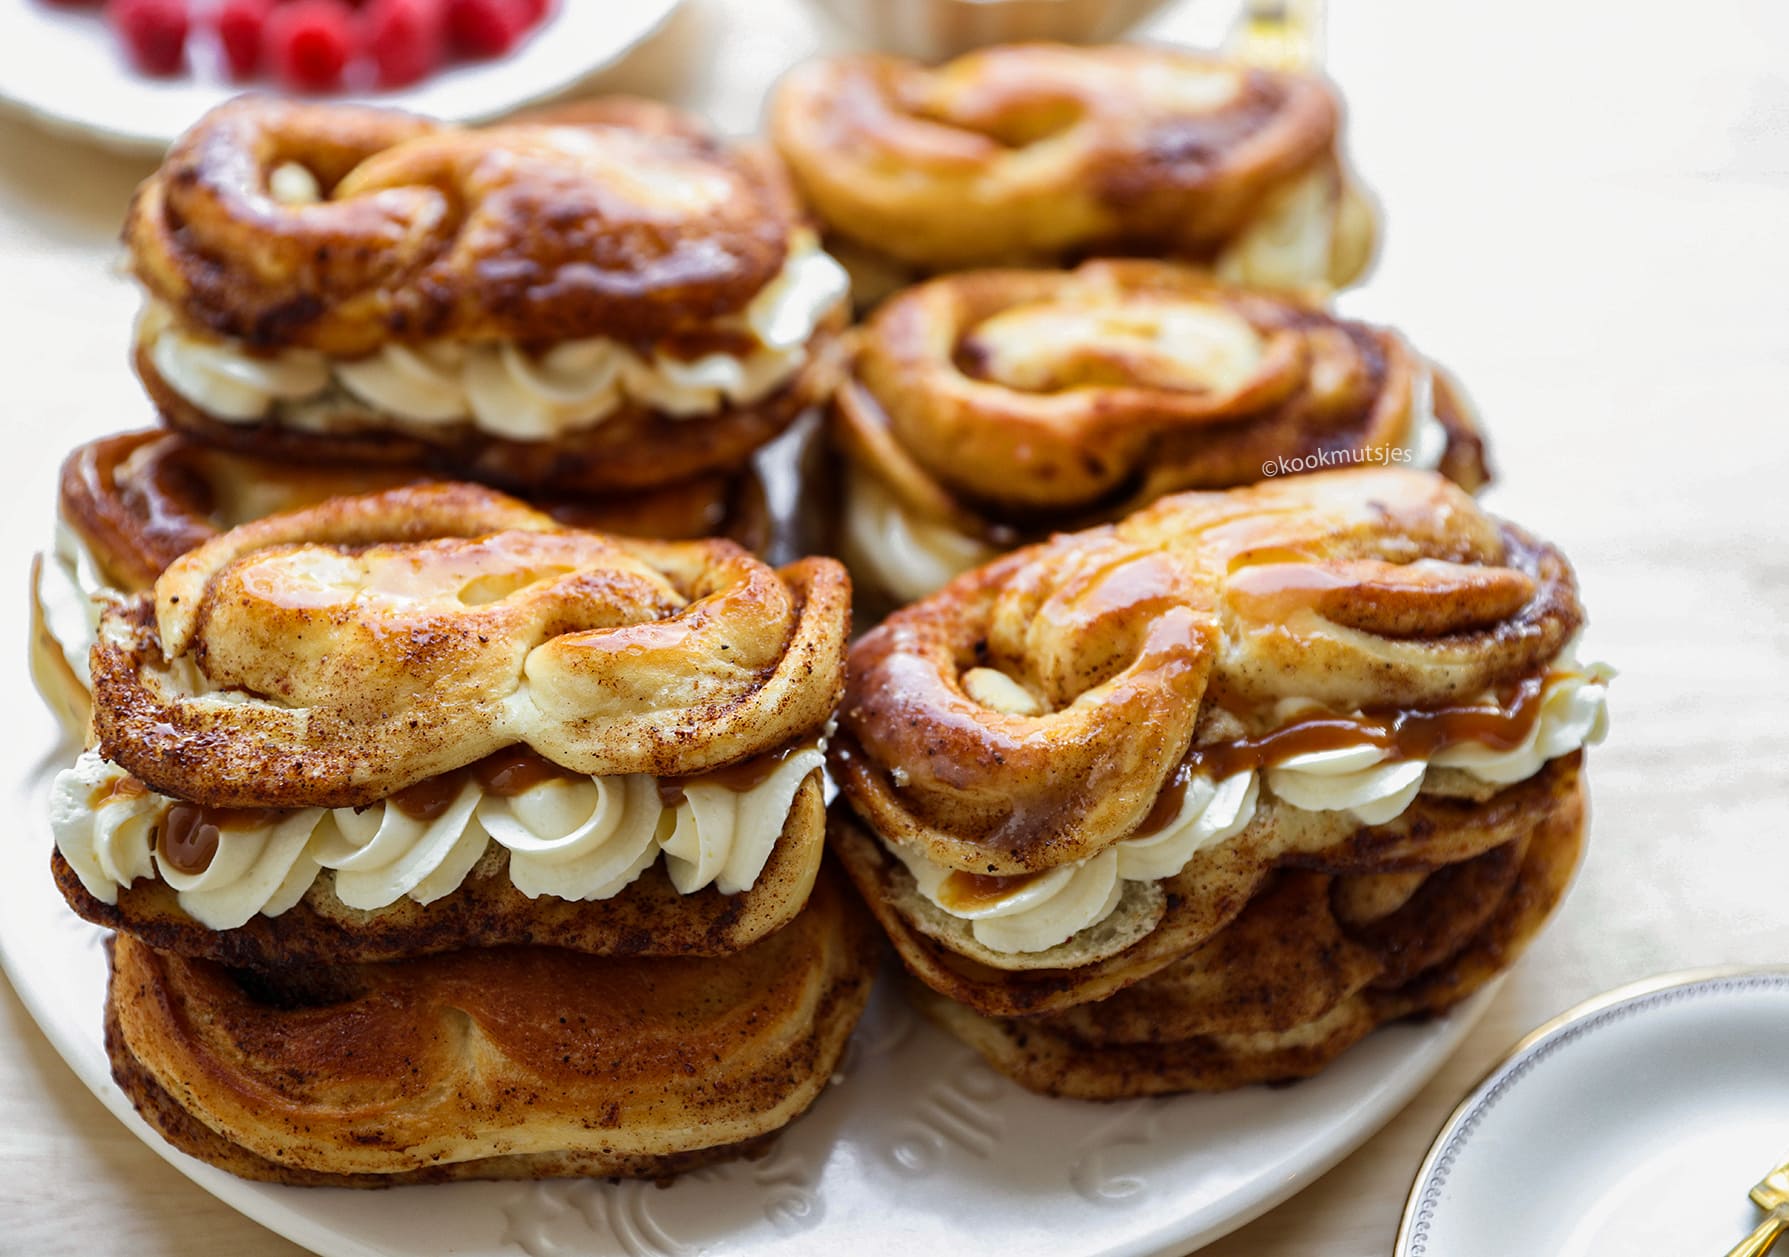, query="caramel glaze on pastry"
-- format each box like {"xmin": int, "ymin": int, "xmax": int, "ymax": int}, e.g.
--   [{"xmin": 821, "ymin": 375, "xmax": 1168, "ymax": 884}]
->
[
  {"xmin": 105, "ymin": 868, "xmax": 878, "ymax": 1183},
  {"xmin": 771, "ymin": 44, "xmax": 1376, "ymax": 287},
  {"xmin": 31, "ymin": 430, "xmax": 771, "ymax": 740},
  {"xmin": 54, "ymin": 483, "xmax": 849, "ymax": 963},
  {"xmin": 834, "ymin": 260, "xmax": 1489, "ymax": 602},
  {"xmin": 125, "ymin": 96, "xmax": 850, "ymax": 493},
  {"xmin": 829, "ymin": 468, "xmax": 1609, "ymax": 1019},
  {"xmin": 910, "ymin": 779, "xmax": 1582, "ymax": 1097}
]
